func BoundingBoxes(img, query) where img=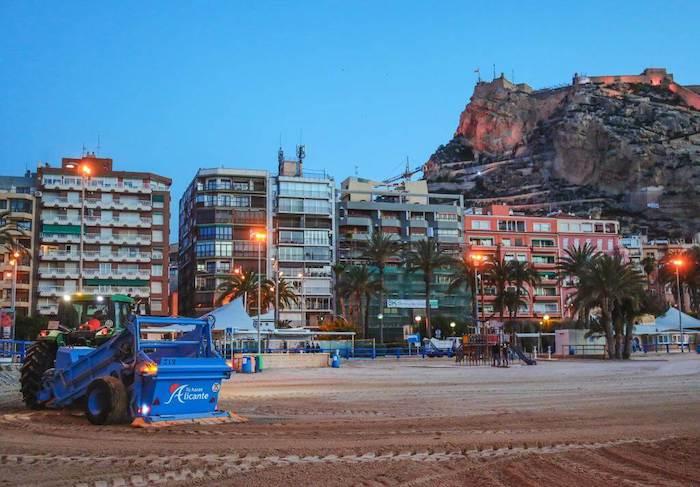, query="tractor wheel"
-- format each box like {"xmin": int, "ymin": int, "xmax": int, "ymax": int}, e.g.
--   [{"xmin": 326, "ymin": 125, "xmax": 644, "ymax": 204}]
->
[
  {"xmin": 85, "ymin": 377, "xmax": 130, "ymax": 425},
  {"xmin": 20, "ymin": 341, "xmax": 57, "ymax": 409}
]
